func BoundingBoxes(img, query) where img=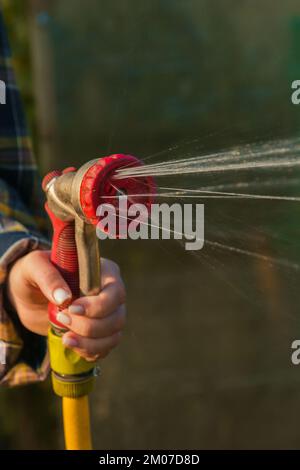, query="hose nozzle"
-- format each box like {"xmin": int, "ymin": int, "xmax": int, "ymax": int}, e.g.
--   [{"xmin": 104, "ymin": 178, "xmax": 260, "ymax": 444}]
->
[{"xmin": 43, "ymin": 154, "xmax": 155, "ymax": 397}]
